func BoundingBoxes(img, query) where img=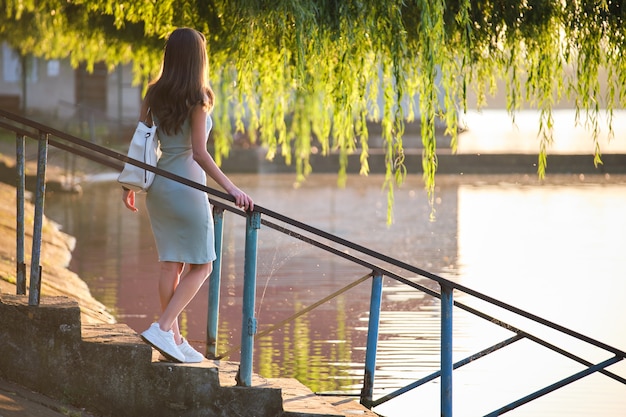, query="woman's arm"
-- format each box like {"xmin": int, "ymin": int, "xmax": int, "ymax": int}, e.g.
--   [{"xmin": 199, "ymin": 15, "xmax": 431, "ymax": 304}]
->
[{"xmin": 190, "ymin": 105, "xmax": 254, "ymax": 211}]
